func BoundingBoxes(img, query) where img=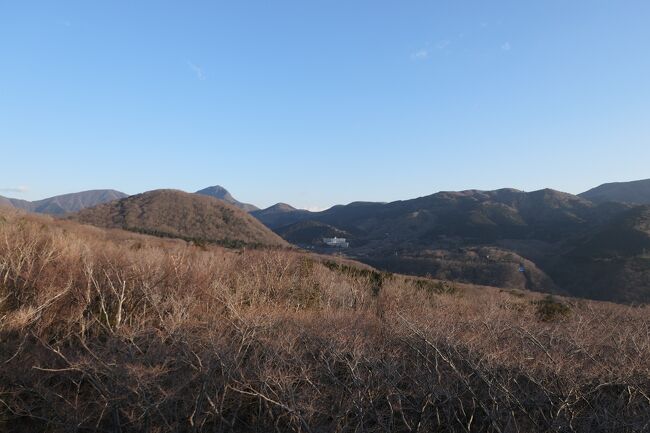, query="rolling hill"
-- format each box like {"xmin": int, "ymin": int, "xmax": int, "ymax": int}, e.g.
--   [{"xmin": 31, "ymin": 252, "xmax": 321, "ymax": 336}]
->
[
  {"xmin": 0, "ymin": 189, "xmax": 128, "ymax": 215},
  {"xmin": 580, "ymin": 178, "xmax": 650, "ymax": 204},
  {"xmin": 70, "ymin": 189, "xmax": 287, "ymax": 248},
  {"xmin": 195, "ymin": 185, "xmax": 259, "ymax": 212}
]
